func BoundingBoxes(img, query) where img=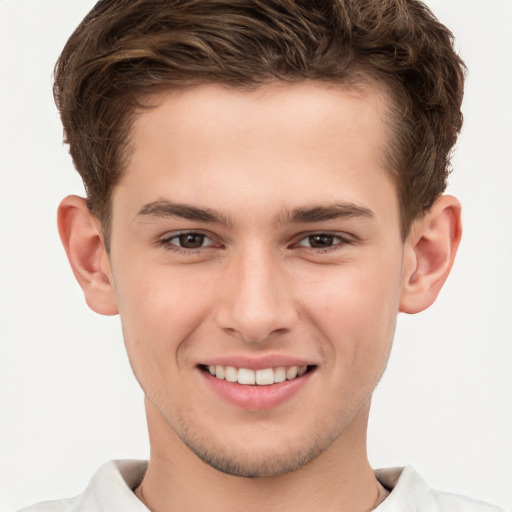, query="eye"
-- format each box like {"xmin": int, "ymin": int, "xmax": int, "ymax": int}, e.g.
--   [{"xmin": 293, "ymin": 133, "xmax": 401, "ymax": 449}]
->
[
  {"xmin": 296, "ymin": 233, "xmax": 350, "ymax": 250},
  {"xmin": 160, "ymin": 232, "xmax": 215, "ymax": 250}
]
